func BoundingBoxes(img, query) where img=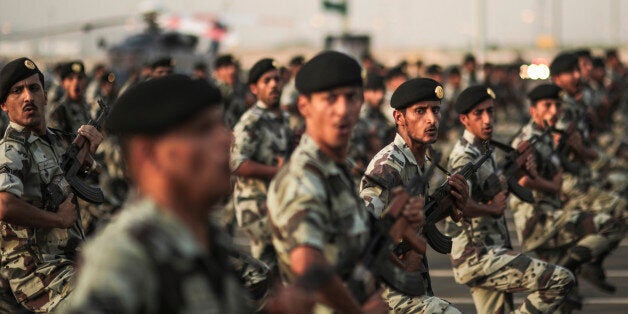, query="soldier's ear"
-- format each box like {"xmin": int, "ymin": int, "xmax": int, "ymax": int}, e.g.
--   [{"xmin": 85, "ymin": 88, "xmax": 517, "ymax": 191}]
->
[
  {"xmin": 459, "ymin": 114, "xmax": 468, "ymax": 126},
  {"xmin": 393, "ymin": 109, "xmax": 404, "ymax": 127},
  {"xmin": 249, "ymin": 83, "xmax": 259, "ymax": 97},
  {"xmin": 297, "ymin": 94, "xmax": 309, "ymax": 117}
]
